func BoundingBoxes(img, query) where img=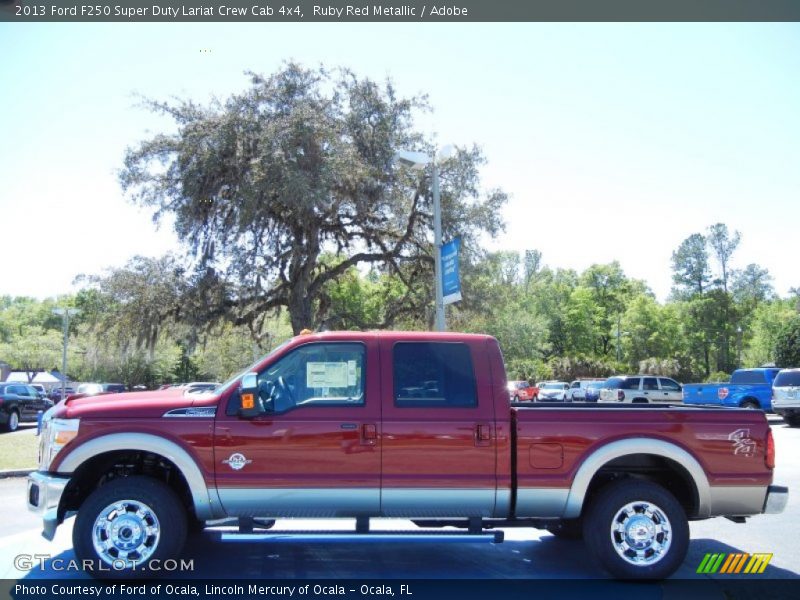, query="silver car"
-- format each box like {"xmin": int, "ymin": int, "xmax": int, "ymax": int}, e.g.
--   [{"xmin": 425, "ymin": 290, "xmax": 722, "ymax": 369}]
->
[{"xmin": 773, "ymin": 368, "xmax": 800, "ymax": 428}]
